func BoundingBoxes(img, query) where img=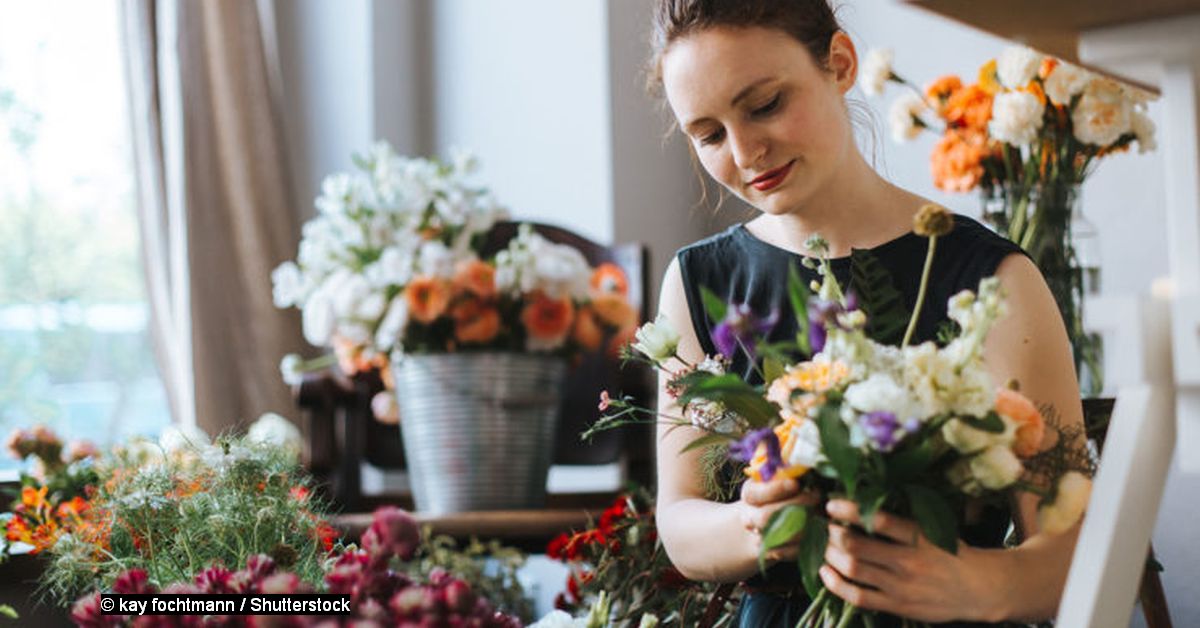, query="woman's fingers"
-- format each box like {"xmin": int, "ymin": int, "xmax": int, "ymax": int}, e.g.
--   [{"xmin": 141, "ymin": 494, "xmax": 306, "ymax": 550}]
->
[
  {"xmin": 824, "ymin": 541, "xmax": 893, "ymax": 591},
  {"xmin": 826, "ymin": 499, "xmax": 925, "ymax": 548},
  {"xmin": 741, "ymin": 476, "xmax": 800, "ymax": 506}
]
